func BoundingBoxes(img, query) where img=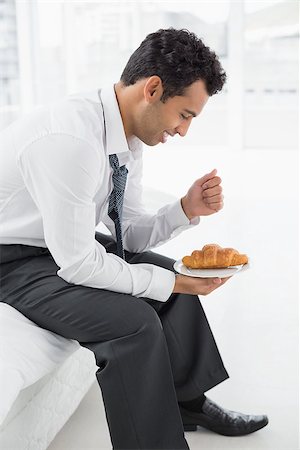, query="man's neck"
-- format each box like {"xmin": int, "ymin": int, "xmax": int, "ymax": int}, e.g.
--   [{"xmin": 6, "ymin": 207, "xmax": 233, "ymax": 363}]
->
[{"xmin": 113, "ymin": 82, "xmax": 134, "ymax": 141}]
